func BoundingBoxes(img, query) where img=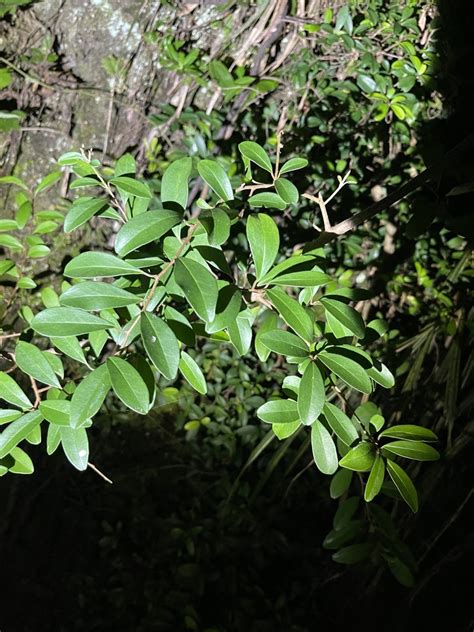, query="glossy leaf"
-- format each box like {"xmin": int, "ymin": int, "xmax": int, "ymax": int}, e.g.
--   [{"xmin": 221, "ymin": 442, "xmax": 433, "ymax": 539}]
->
[
  {"xmin": 107, "ymin": 357, "xmax": 150, "ymax": 414},
  {"xmin": 179, "ymin": 351, "xmax": 207, "ymax": 395},
  {"xmin": 330, "ymin": 468, "xmax": 353, "ymax": 499},
  {"xmin": 367, "ymin": 361, "xmax": 395, "ymax": 388},
  {"xmin": 115, "ymin": 209, "xmax": 181, "ymax": 257},
  {"xmin": 15, "ymin": 341, "xmax": 60, "ymax": 387},
  {"xmin": 60, "ymin": 282, "xmax": 140, "ymax": 311},
  {"xmin": 318, "ymin": 349, "xmax": 372, "ymax": 394},
  {"xmin": 140, "ymin": 312, "xmax": 180, "ymax": 380},
  {"xmin": 382, "ymin": 440, "xmax": 440, "ymax": 461},
  {"xmin": 379, "ymin": 424, "xmax": 438, "ymax": 442},
  {"xmin": 339, "ymin": 442, "xmax": 375, "ymax": 472},
  {"xmin": 174, "ymin": 257, "xmax": 218, "ymax": 323},
  {"xmin": 161, "ymin": 157, "xmax": 192, "ymax": 209},
  {"xmin": 70, "ymin": 364, "xmax": 110, "ymax": 428},
  {"xmin": 0, "ymin": 372, "xmax": 32, "ymax": 409},
  {"xmin": 197, "ymin": 159, "xmax": 233, "ymax": 201},
  {"xmin": 31, "ymin": 307, "xmax": 111, "ymax": 337},
  {"xmin": 364, "ymin": 454, "xmax": 385, "ymax": 502},
  {"xmin": 274, "ymin": 178, "xmax": 299, "ymax": 204},
  {"xmin": 386, "ymin": 459, "xmax": 418, "ymax": 512},
  {"xmin": 257, "ymin": 399, "xmax": 299, "ymax": 424},
  {"xmin": 298, "ymin": 362, "xmax": 325, "ymax": 426},
  {"xmin": 268, "ymin": 269, "xmax": 330, "ymax": 287},
  {"xmin": 266, "ymin": 287, "xmax": 313, "ymax": 342},
  {"xmin": 259, "ymin": 330, "xmax": 309, "ymax": 358},
  {"xmin": 322, "ymin": 402, "xmax": 359, "ymax": 446},
  {"xmin": 239, "ymin": 141, "xmax": 273, "ymax": 173},
  {"xmin": 311, "ymin": 420, "xmax": 338, "ymax": 475},
  {"xmin": 0, "ymin": 411, "xmax": 43, "ymax": 458},
  {"xmin": 279, "ymin": 157, "xmax": 308, "ymax": 175},
  {"xmin": 60, "ymin": 426, "xmax": 89, "ymax": 471},
  {"xmin": 64, "ymin": 252, "xmax": 141, "ymax": 278},
  {"xmin": 110, "ymin": 176, "xmax": 151, "ymax": 199},
  {"xmin": 247, "ymin": 214, "xmax": 279, "ymax": 281},
  {"xmin": 248, "ymin": 192, "xmax": 286, "ymax": 210},
  {"xmin": 64, "ymin": 198, "xmax": 106, "ymax": 232},
  {"xmin": 39, "ymin": 400, "xmax": 71, "ymax": 426},
  {"xmin": 320, "ymin": 297, "xmax": 365, "ymax": 338},
  {"xmin": 8, "ymin": 446, "xmax": 34, "ymax": 474},
  {"xmin": 206, "ymin": 285, "xmax": 243, "ymax": 334}
]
